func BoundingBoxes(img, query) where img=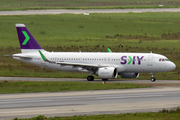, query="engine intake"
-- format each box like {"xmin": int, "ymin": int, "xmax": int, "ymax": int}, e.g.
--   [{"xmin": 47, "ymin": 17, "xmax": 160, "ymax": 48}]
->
[
  {"xmin": 97, "ymin": 67, "xmax": 118, "ymax": 79},
  {"xmin": 119, "ymin": 72, "xmax": 139, "ymax": 78}
]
